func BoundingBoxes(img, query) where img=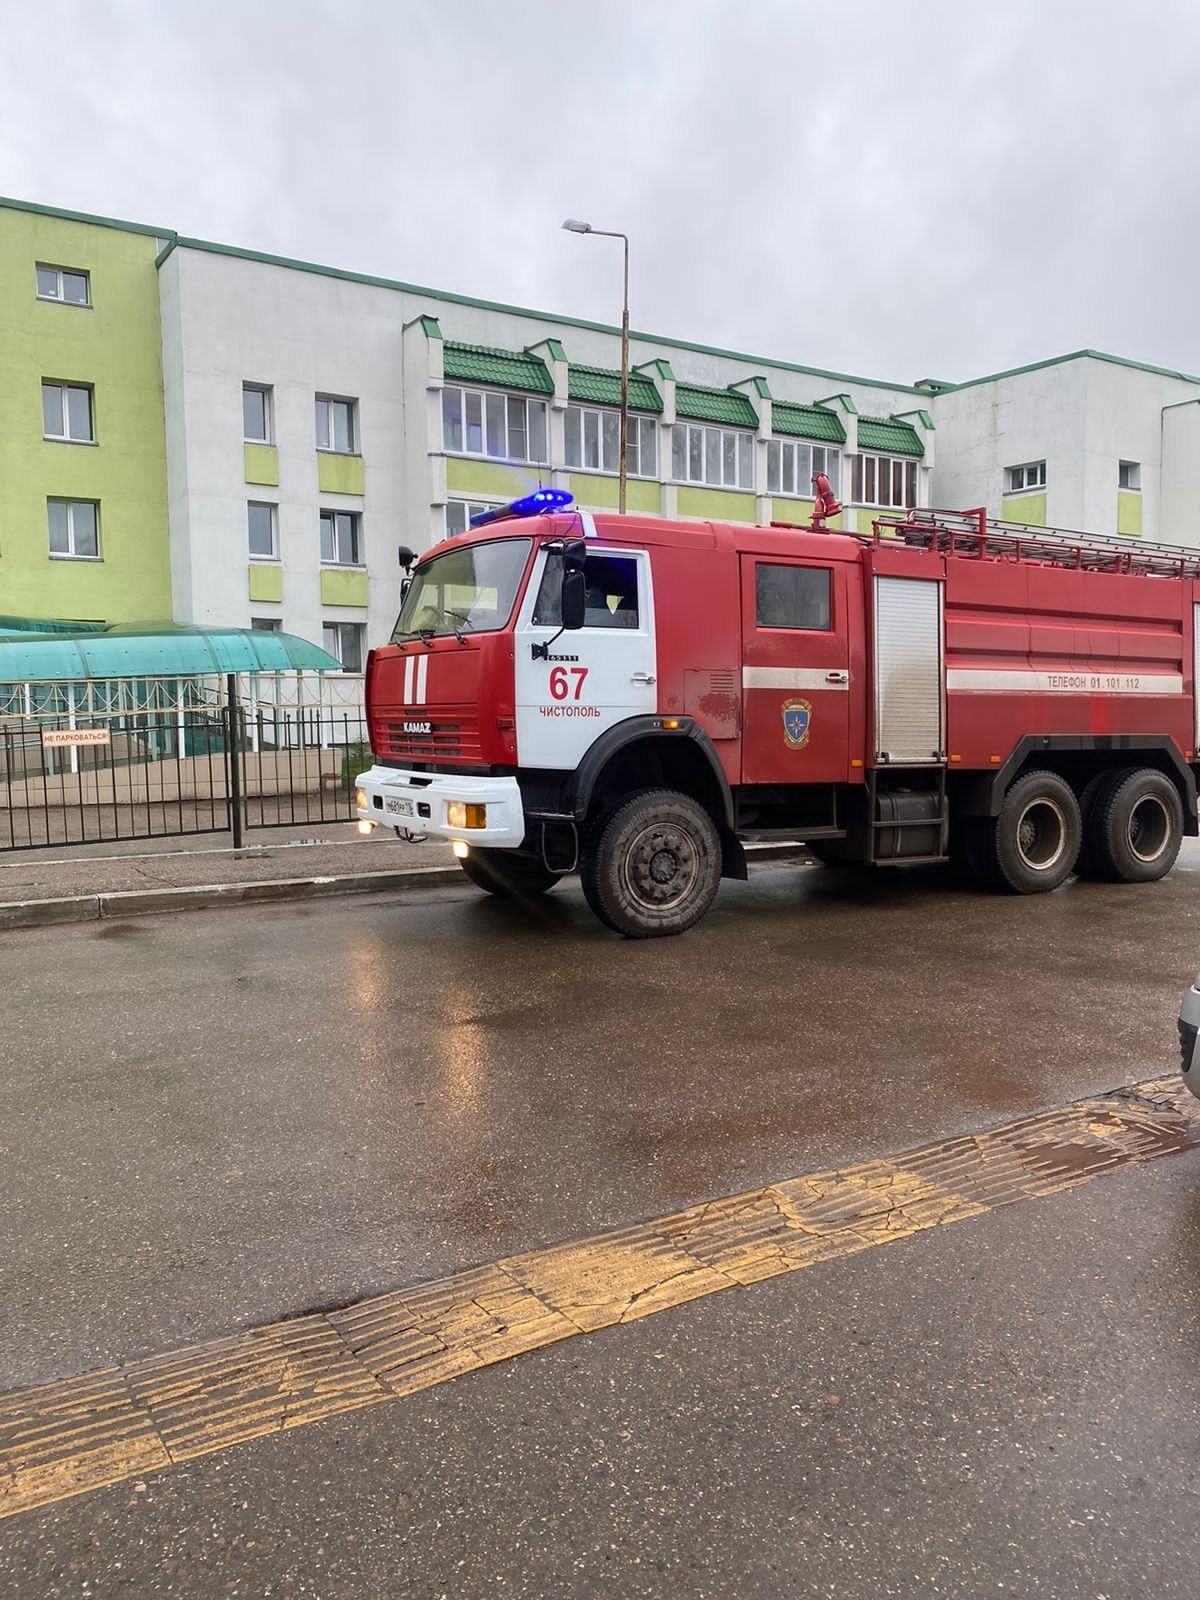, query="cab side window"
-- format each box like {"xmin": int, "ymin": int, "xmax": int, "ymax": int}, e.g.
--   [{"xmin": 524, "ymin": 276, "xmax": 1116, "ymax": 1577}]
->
[
  {"xmin": 534, "ymin": 553, "xmax": 641, "ymax": 628},
  {"xmin": 755, "ymin": 563, "xmax": 831, "ymax": 630}
]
